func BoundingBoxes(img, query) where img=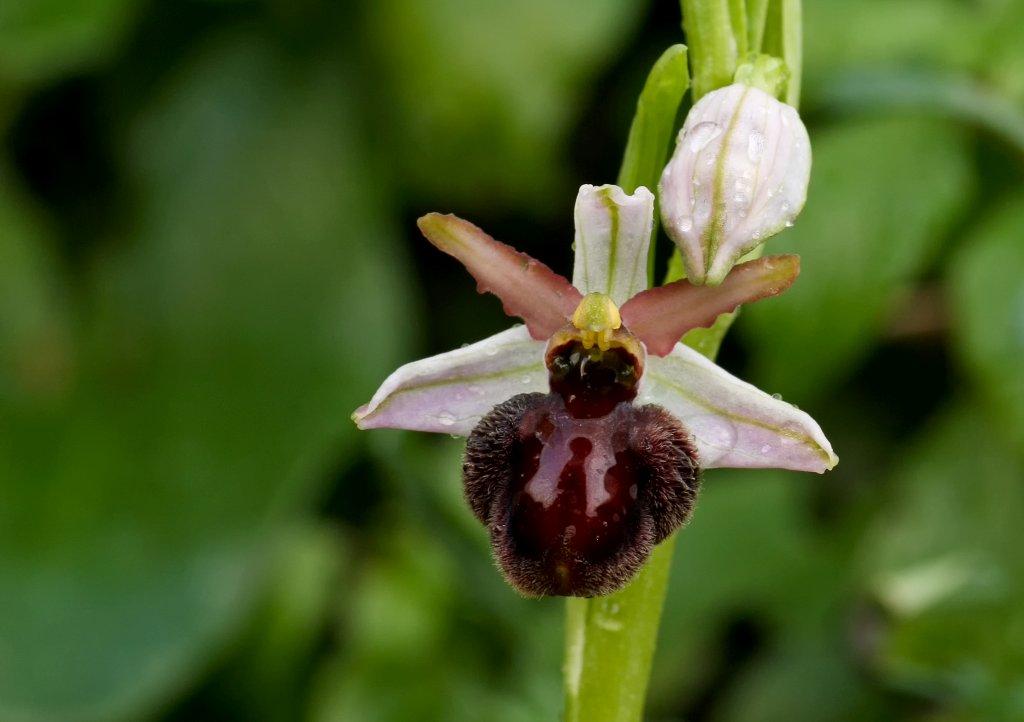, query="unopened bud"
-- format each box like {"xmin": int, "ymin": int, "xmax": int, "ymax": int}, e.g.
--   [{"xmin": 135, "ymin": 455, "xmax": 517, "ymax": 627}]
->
[{"xmin": 659, "ymin": 83, "xmax": 811, "ymax": 285}]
